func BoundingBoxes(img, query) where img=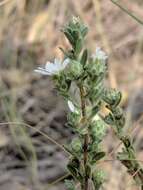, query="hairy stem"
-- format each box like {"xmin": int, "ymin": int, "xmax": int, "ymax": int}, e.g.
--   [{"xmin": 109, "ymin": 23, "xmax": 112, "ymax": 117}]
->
[{"xmin": 79, "ymin": 86, "xmax": 89, "ymax": 190}]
